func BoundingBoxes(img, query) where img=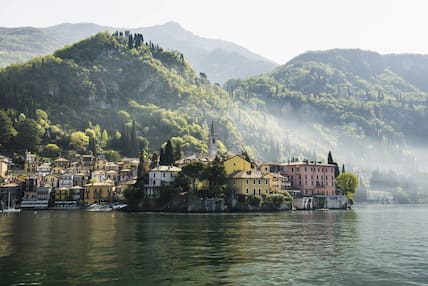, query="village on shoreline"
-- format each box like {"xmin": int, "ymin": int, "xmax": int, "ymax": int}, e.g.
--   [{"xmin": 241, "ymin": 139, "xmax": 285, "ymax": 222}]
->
[{"xmin": 0, "ymin": 123, "xmax": 356, "ymax": 213}]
